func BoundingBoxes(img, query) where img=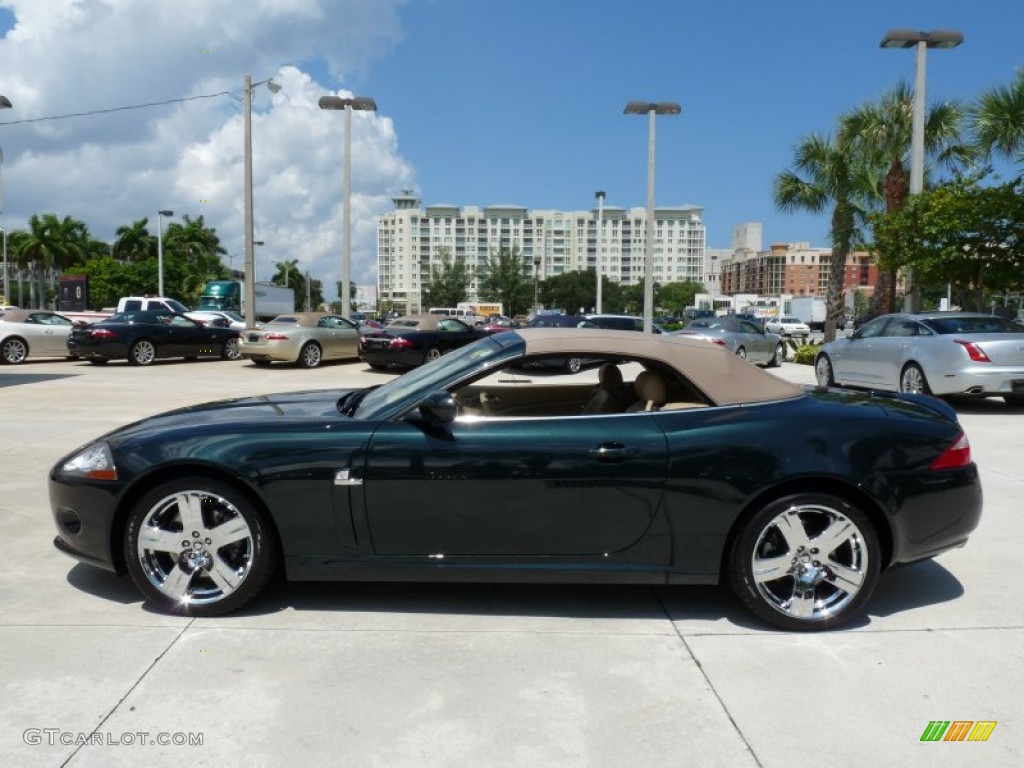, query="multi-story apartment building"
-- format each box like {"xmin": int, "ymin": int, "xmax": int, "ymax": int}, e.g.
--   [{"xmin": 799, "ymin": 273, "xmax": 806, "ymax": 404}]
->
[
  {"xmin": 376, "ymin": 191, "xmax": 706, "ymax": 315},
  {"xmin": 718, "ymin": 224, "xmax": 877, "ymax": 299}
]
